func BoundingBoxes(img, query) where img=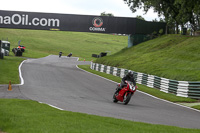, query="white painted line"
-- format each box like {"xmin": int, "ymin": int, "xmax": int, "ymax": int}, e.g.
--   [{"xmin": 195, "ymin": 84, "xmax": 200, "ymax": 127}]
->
[
  {"xmin": 138, "ymin": 90, "xmax": 200, "ymax": 113},
  {"xmin": 17, "ymin": 55, "xmax": 53, "ymax": 86},
  {"xmin": 38, "ymin": 101, "xmax": 64, "ymax": 111},
  {"xmin": 47, "ymin": 104, "xmax": 64, "ymax": 111},
  {"xmin": 76, "ymin": 65, "xmax": 200, "ymax": 113},
  {"xmin": 18, "ymin": 60, "xmax": 26, "ymax": 85}
]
